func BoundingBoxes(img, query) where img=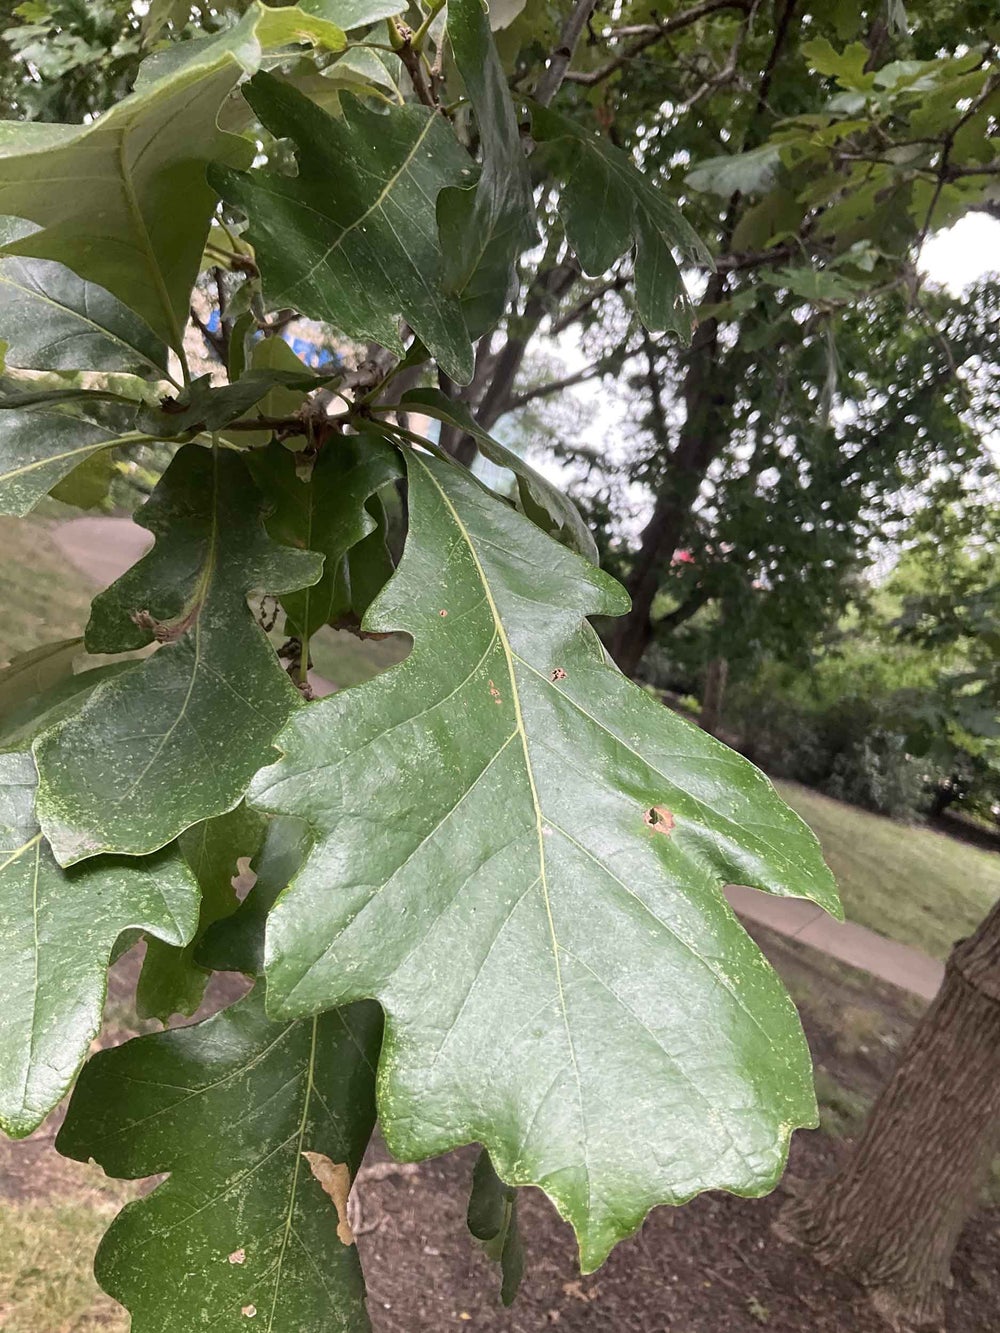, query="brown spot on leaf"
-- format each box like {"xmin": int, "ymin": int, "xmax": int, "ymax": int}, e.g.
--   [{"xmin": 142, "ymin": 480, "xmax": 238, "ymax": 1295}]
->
[
  {"xmin": 550, "ymin": 668, "xmax": 567, "ymax": 682},
  {"xmin": 241, "ymin": 1305, "xmax": 257, "ymax": 1318},
  {"xmin": 439, "ymin": 608, "xmax": 448, "ymax": 617},
  {"xmin": 228, "ymin": 1248, "xmax": 246, "ymax": 1265},
  {"xmin": 130, "ymin": 604, "xmax": 199, "ymax": 644},
  {"xmin": 302, "ymin": 1151, "xmax": 355, "ymax": 1246},
  {"xmin": 489, "ymin": 680, "xmax": 502, "ymax": 705},
  {"xmin": 644, "ymin": 806, "xmax": 675, "ymax": 835}
]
